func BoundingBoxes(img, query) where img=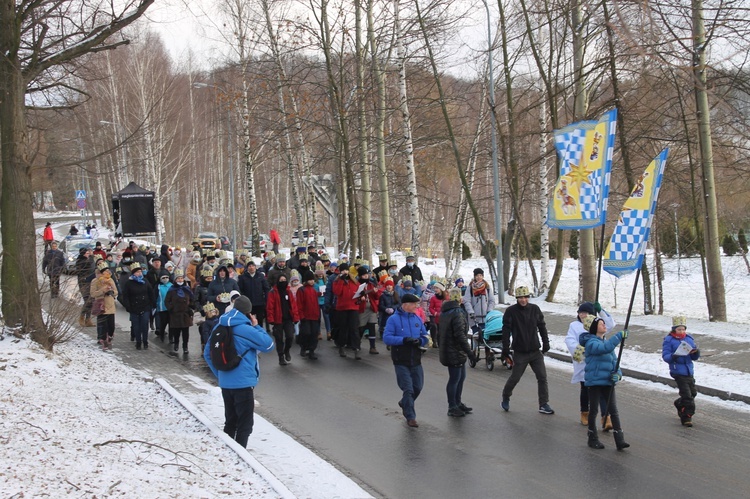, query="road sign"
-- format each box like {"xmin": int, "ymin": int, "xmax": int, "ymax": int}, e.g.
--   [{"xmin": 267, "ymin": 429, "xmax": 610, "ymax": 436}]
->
[
  {"xmin": 75, "ymin": 190, "xmax": 87, "ymax": 200},
  {"xmin": 77, "ymin": 199, "xmax": 86, "ymax": 210}
]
